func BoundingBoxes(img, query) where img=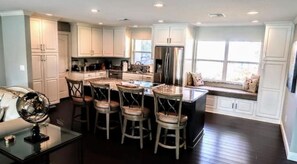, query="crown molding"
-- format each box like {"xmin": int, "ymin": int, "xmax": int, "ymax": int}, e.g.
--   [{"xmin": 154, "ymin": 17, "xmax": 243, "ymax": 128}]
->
[{"xmin": 0, "ymin": 10, "xmax": 32, "ymax": 17}]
